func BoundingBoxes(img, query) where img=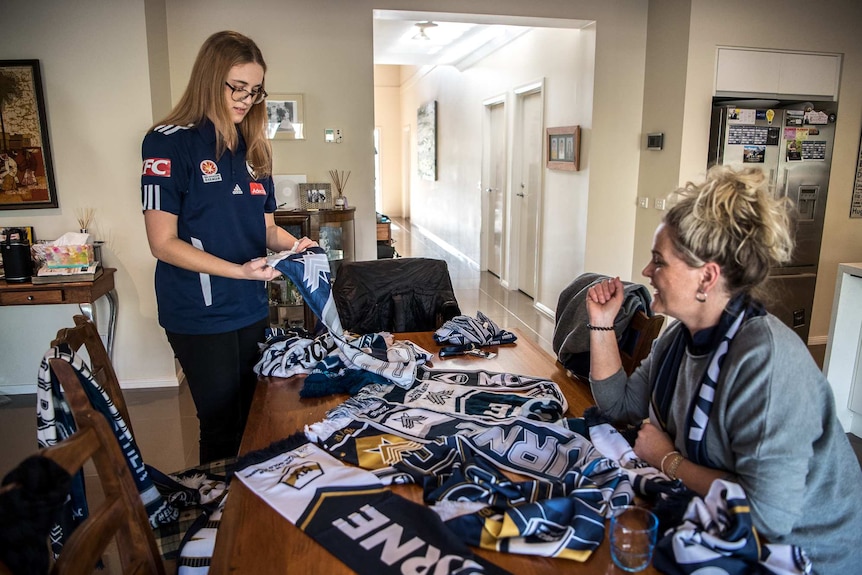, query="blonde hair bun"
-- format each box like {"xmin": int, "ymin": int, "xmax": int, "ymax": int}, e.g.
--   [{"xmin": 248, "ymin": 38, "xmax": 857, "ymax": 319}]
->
[{"xmin": 664, "ymin": 165, "xmax": 795, "ymax": 293}]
